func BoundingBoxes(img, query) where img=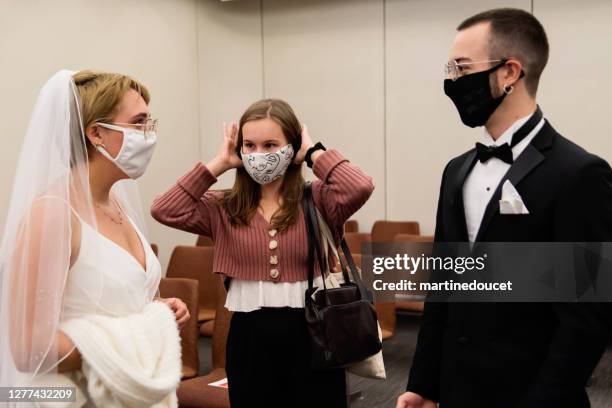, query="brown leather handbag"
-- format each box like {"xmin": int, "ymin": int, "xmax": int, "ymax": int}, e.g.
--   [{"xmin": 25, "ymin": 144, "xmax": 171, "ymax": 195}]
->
[{"xmin": 302, "ymin": 183, "xmax": 381, "ymax": 369}]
